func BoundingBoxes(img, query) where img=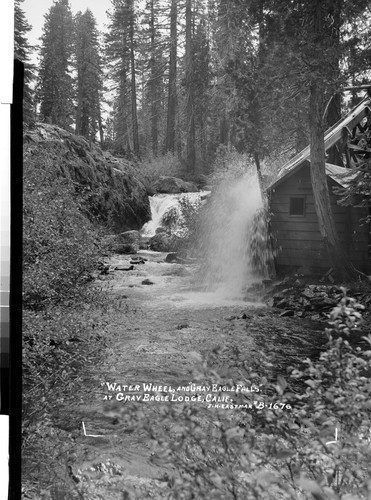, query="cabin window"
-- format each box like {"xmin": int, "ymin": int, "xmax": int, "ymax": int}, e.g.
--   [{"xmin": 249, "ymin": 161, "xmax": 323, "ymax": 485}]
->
[{"xmin": 289, "ymin": 197, "xmax": 305, "ymax": 216}]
